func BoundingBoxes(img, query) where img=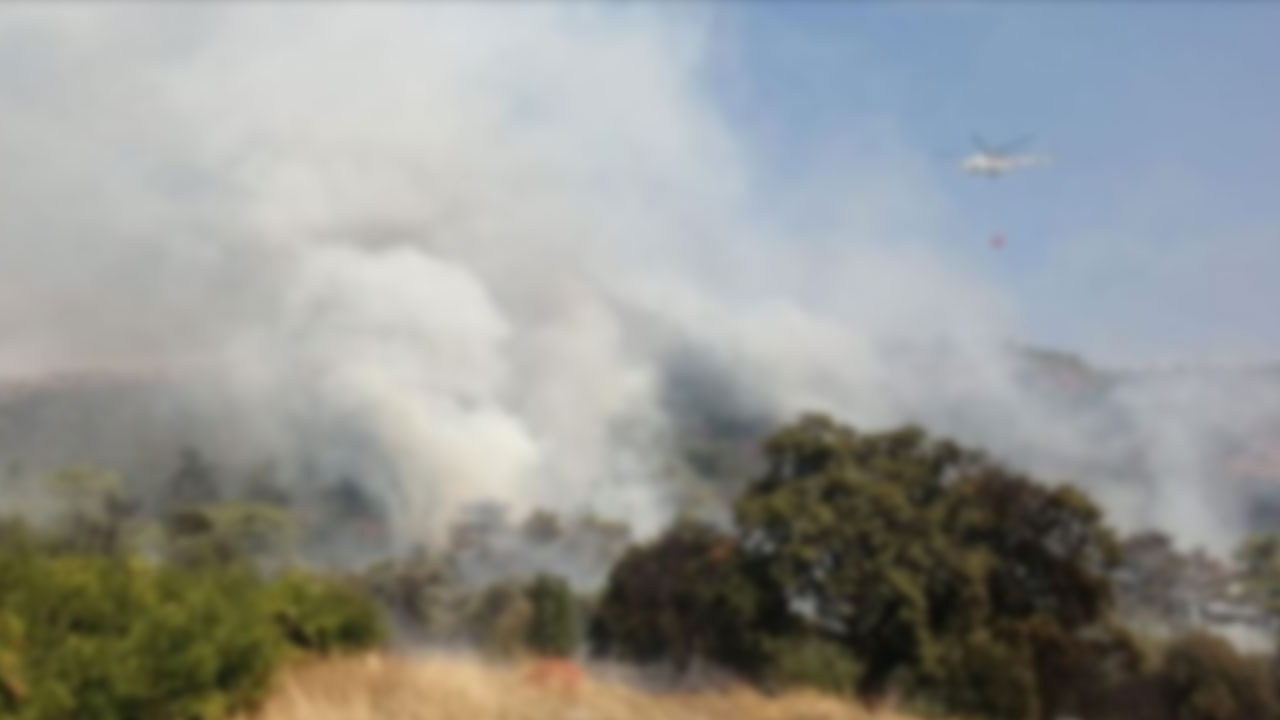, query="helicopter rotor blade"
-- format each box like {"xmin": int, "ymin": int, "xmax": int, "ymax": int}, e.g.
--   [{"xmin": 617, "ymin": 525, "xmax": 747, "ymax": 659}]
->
[{"xmin": 996, "ymin": 134, "xmax": 1033, "ymax": 155}]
